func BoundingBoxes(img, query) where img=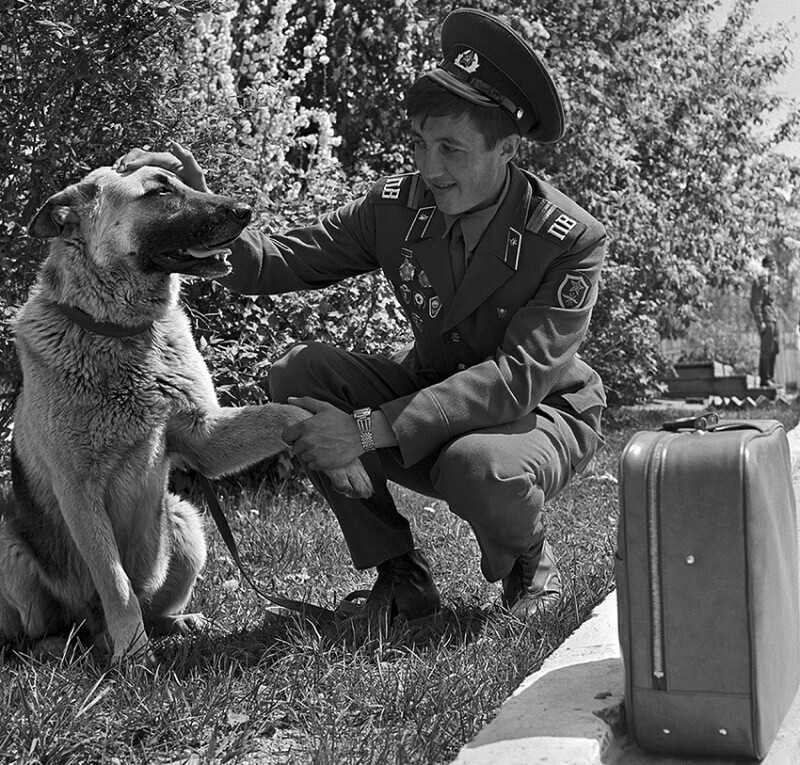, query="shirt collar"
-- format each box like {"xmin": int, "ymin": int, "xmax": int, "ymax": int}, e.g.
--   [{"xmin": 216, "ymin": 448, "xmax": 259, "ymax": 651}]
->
[{"xmin": 442, "ymin": 168, "xmax": 511, "ymax": 252}]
